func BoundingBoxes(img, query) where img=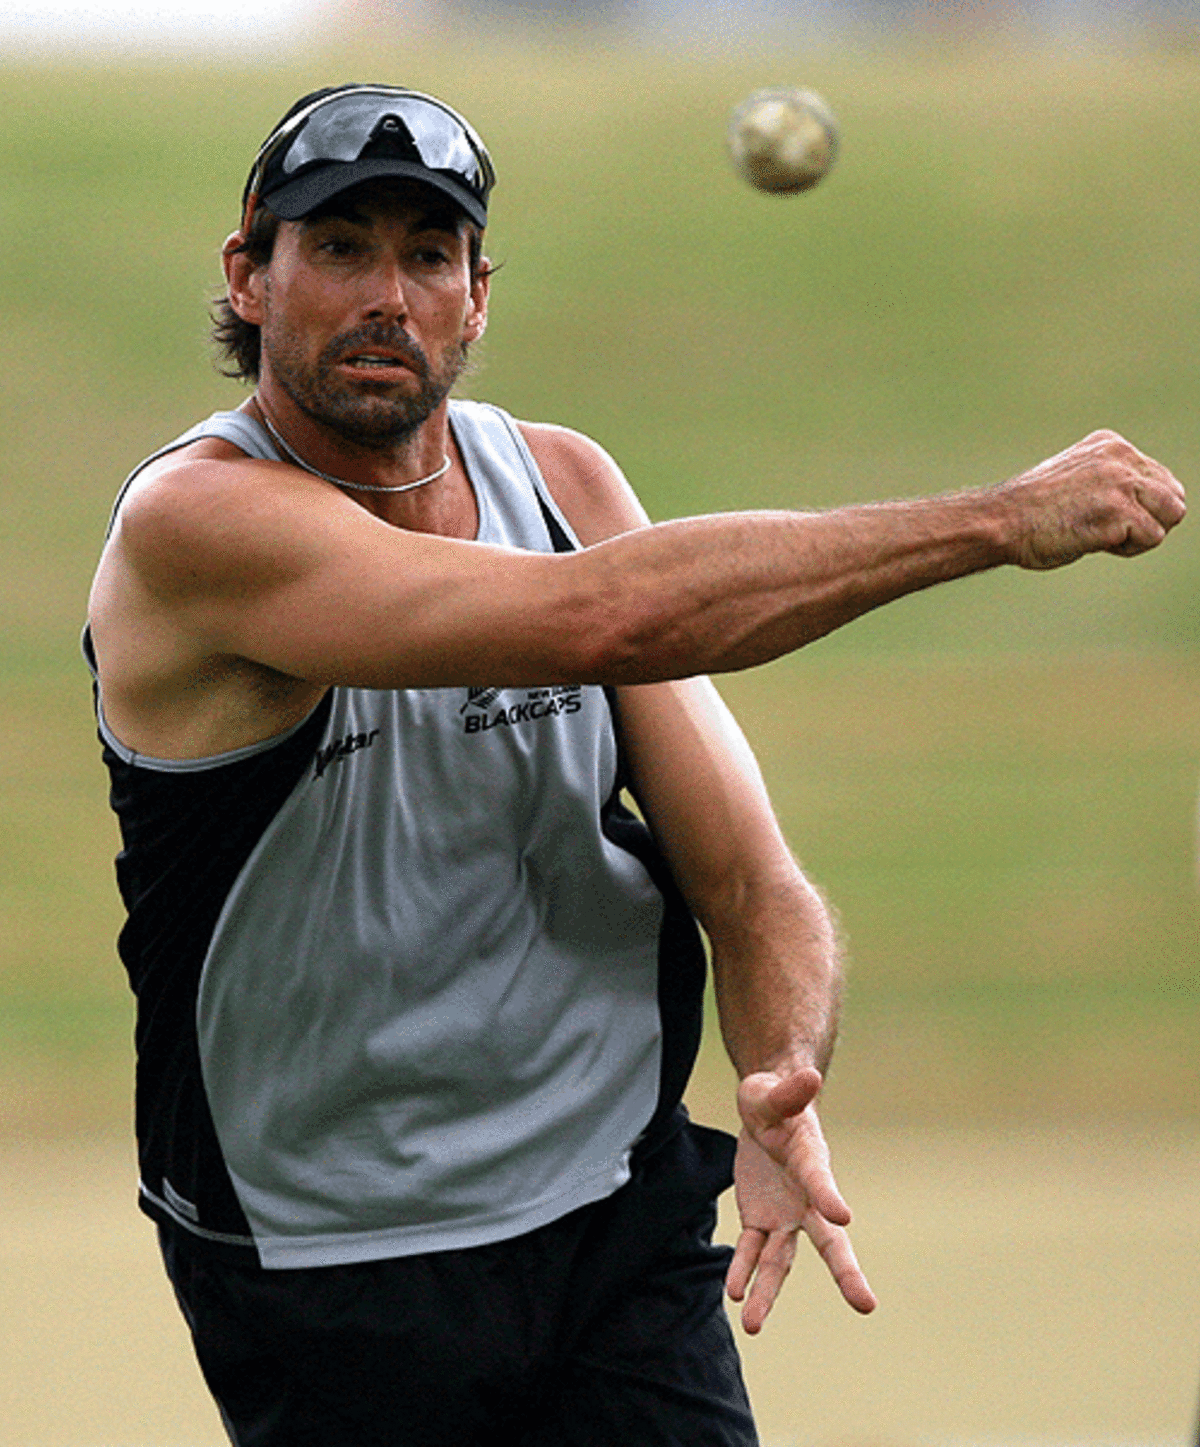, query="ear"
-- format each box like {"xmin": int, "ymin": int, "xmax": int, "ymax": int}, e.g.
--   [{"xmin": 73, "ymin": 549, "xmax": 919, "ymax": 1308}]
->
[
  {"xmin": 463, "ymin": 256, "xmax": 491, "ymax": 346},
  {"xmin": 222, "ymin": 231, "xmax": 267, "ymax": 326}
]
